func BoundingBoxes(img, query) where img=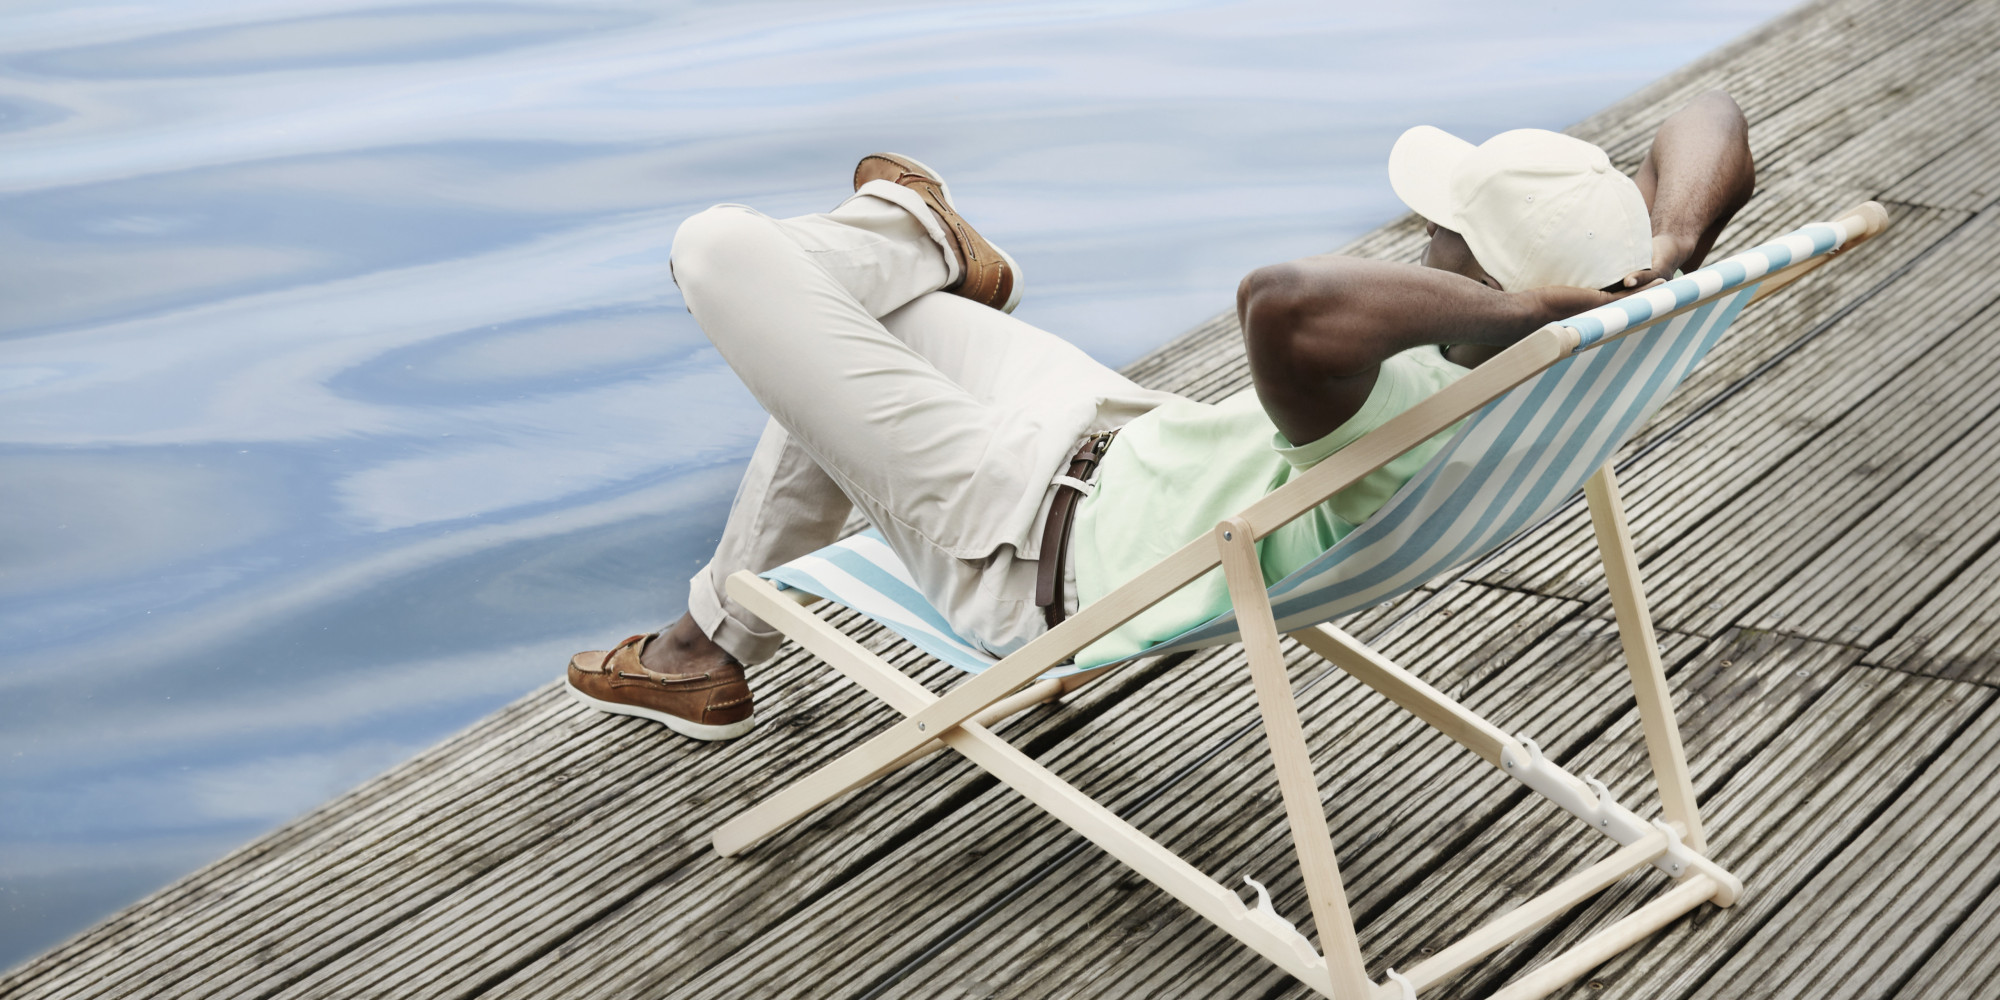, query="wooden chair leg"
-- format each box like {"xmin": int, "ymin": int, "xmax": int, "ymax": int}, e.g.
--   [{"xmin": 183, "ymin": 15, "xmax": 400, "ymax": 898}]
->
[
  {"xmin": 1217, "ymin": 518, "xmax": 1374, "ymax": 999},
  {"xmin": 722, "ymin": 571, "xmax": 1342, "ymax": 992},
  {"xmin": 1584, "ymin": 464, "xmax": 1706, "ymax": 852}
]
